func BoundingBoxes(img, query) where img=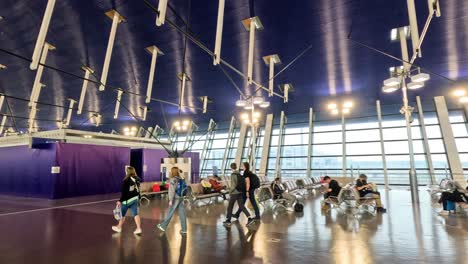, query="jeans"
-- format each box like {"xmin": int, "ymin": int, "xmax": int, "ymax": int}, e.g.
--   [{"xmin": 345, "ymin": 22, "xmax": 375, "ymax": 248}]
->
[
  {"xmin": 160, "ymin": 198, "xmax": 187, "ymax": 232},
  {"xmin": 226, "ymin": 193, "xmax": 250, "ymax": 220},
  {"xmin": 234, "ymin": 189, "xmax": 260, "ymax": 219},
  {"xmin": 121, "ymin": 199, "xmax": 139, "ymax": 216}
]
